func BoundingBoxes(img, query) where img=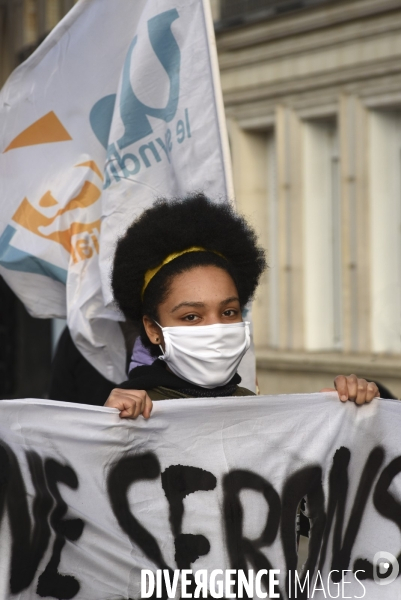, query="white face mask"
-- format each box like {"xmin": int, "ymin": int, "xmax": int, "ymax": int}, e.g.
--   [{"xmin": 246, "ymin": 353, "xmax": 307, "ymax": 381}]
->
[{"xmin": 156, "ymin": 321, "xmax": 251, "ymax": 389}]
